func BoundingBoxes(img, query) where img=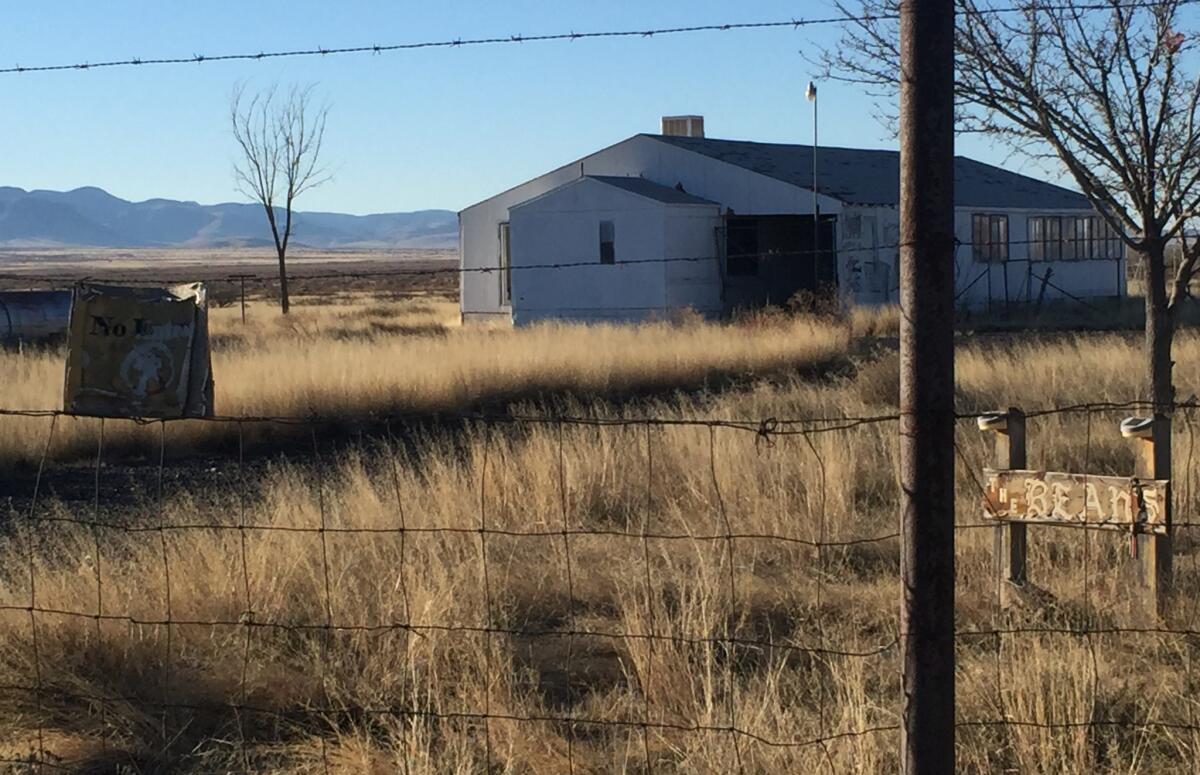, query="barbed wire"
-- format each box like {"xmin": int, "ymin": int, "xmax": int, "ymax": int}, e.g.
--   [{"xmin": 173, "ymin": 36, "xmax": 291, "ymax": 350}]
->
[
  {"xmin": 0, "ymin": 236, "xmax": 1134, "ymax": 289},
  {"xmin": 0, "ymin": 398, "xmax": 1192, "ymax": 430},
  {"xmin": 2, "ymin": 1, "xmax": 1195, "ymax": 76}
]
